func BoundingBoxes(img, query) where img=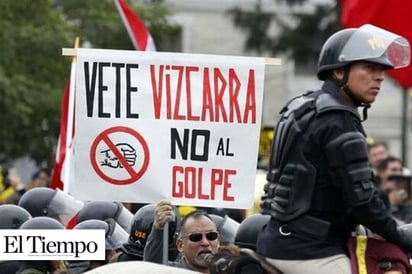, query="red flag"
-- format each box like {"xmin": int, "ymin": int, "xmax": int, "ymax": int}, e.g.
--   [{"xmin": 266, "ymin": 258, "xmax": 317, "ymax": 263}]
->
[
  {"xmin": 341, "ymin": 0, "xmax": 412, "ymax": 88},
  {"xmin": 50, "ymin": 37, "xmax": 79, "ymax": 191},
  {"xmin": 114, "ymin": 0, "xmax": 156, "ymax": 51},
  {"xmin": 50, "ymin": 79, "xmax": 70, "ymax": 190}
]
